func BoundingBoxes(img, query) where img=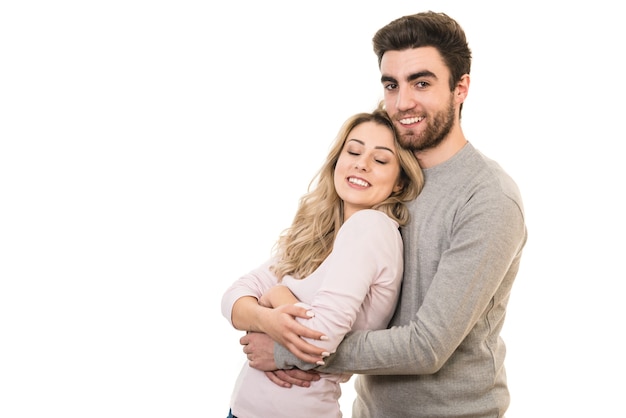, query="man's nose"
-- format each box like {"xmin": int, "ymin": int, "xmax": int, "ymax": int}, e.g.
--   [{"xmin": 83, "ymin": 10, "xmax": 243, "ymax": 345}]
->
[{"xmin": 395, "ymin": 85, "xmax": 416, "ymax": 111}]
